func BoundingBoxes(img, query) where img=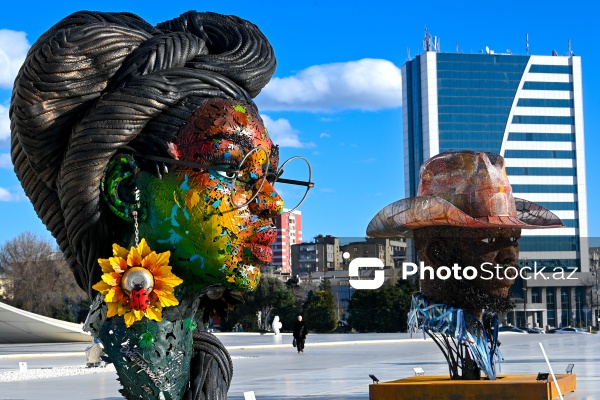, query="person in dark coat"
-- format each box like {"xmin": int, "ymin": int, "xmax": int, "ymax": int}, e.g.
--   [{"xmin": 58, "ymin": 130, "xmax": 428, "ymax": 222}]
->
[{"xmin": 293, "ymin": 315, "xmax": 308, "ymax": 353}]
